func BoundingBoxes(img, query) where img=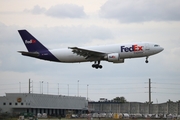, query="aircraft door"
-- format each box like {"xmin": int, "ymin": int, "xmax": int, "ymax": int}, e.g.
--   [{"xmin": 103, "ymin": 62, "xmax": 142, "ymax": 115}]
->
[
  {"xmin": 144, "ymin": 43, "xmax": 151, "ymax": 55},
  {"xmin": 145, "ymin": 43, "xmax": 150, "ymax": 51}
]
